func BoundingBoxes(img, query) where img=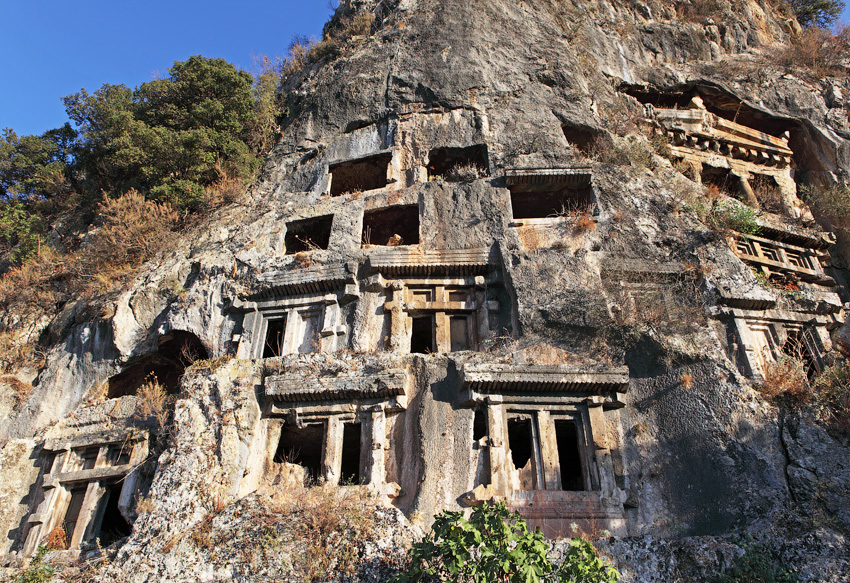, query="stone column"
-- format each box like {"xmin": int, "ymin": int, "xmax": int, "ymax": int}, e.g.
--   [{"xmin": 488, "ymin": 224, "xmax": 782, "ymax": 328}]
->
[
  {"xmin": 536, "ymin": 411, "xmax": 561, "ymax": 491},
  {"xmin": 367, "ymin": 407, "xmax": 386, "ymax": 486},
  {"xmin": 323, "ymin": 417, "xmax": 343, "ymax": 485},
  {"xmin": 487, "ymin": 400, "xmax": 508, "ymax": 496},
  {"xmin": 587, "ymin": 403, "xmax": 616, "ymax": 494}
]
